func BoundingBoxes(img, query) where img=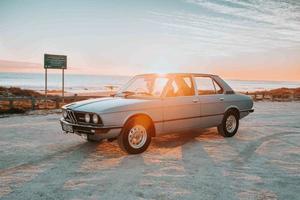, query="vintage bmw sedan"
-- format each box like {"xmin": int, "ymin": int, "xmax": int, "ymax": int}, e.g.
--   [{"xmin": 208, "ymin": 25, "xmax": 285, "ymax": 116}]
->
[{"xmin": 60, "ymin": 73, "xmax": 254, "ymax": 154}]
